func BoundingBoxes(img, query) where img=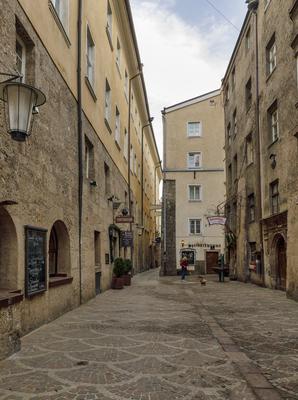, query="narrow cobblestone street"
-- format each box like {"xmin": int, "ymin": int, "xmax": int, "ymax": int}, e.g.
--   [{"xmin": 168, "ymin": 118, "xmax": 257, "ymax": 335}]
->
[{"xmin": 0, "ymin": 270, "xmax": 297, "ymax": 400}]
